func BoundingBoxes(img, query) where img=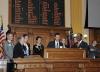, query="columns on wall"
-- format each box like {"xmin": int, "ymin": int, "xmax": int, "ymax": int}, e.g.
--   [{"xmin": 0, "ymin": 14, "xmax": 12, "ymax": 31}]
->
[
  {"xmin": 65, "ymin": 0, "xmax": 71, "ymax": 28},
  {"xmin": 0, "ymin": 0, "xmax": 8, "ymax": 32}
]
